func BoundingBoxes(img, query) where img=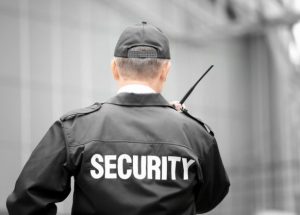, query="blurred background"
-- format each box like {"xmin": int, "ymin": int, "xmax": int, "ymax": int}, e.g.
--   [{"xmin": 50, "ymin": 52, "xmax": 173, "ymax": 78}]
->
[{"xmin": 0, "ymin": 0, "xmax": 300, "ymax": 214}]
